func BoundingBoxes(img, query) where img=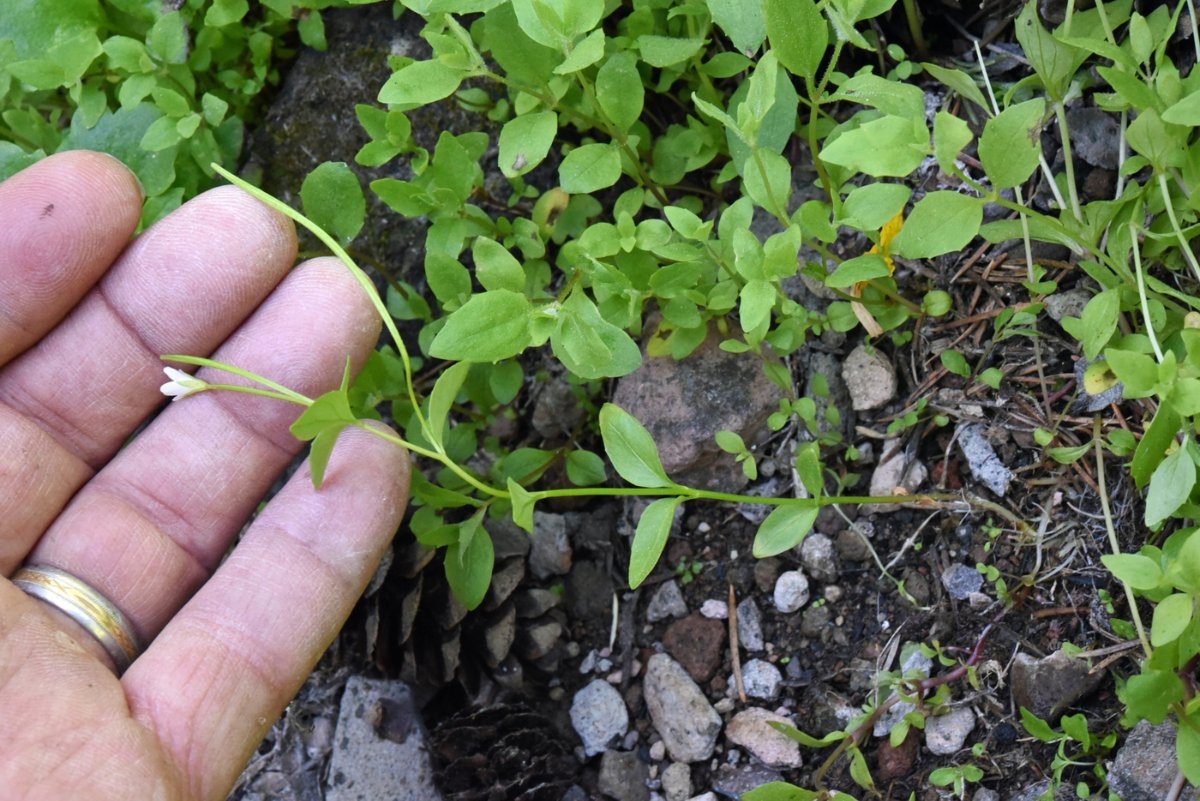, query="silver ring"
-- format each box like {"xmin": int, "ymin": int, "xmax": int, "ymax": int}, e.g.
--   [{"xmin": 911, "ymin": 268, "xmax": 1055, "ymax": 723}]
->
[{"xmin": 12, "ymin": 565, "xmax": 141, "ymax": 675}]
